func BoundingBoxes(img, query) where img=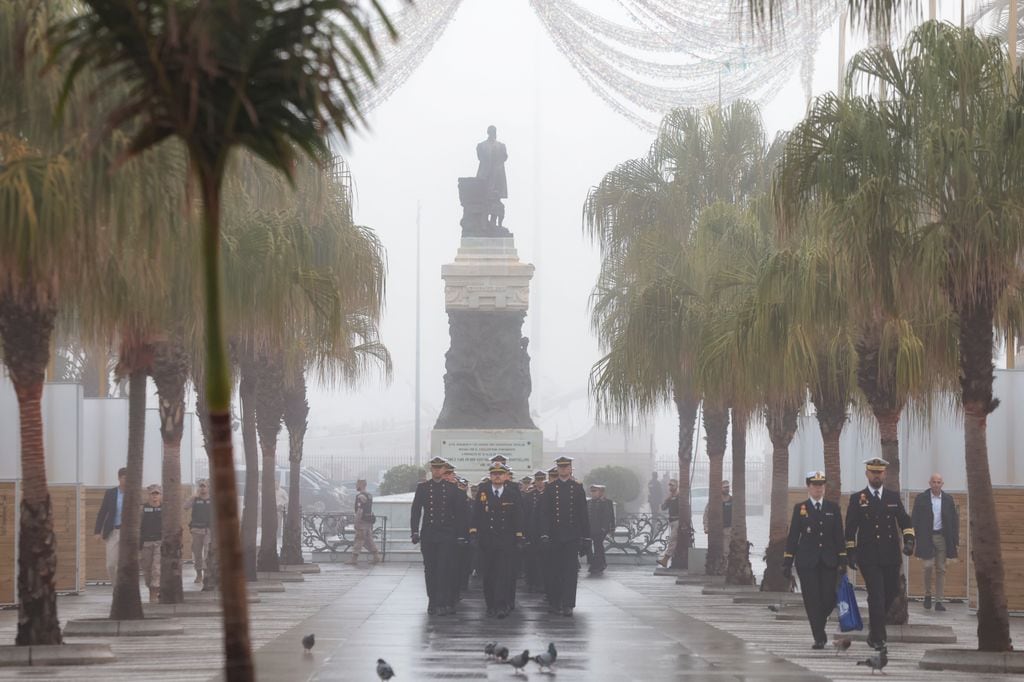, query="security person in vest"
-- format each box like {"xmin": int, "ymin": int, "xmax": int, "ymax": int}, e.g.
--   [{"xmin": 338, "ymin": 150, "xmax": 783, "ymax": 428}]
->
[
  {"xmin": 470, "ymin": 462, "xmax": 525, "ymax": 618},
  {"xmin": 539, "ymin": 456, "xmax": 590, "ymax": 616},
  {"xmin": 411, "ymin": 456, "xmax": 468, "ymax": 615},
  {"xmin": 187, "ymin": 479, "xmax": 213, "ymax": 583},
  {"xmin": 845, "ymin": 457, "xmax": 915, "ymax": 649},
  {"xmin": 783, "ymin": 471, "xmax": 847, "ymax": 649}
]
